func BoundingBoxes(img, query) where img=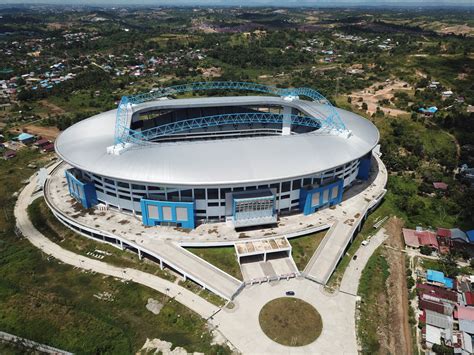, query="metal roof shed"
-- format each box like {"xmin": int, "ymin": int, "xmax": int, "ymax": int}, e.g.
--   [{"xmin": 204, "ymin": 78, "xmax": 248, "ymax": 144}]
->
[
  {"xmin": 425, "ymin": 325, "xmax": 442, "ymax": 346},
  {"xmin": 425, "ymin": 309, "xmax": 453, "ymax": 329}
]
